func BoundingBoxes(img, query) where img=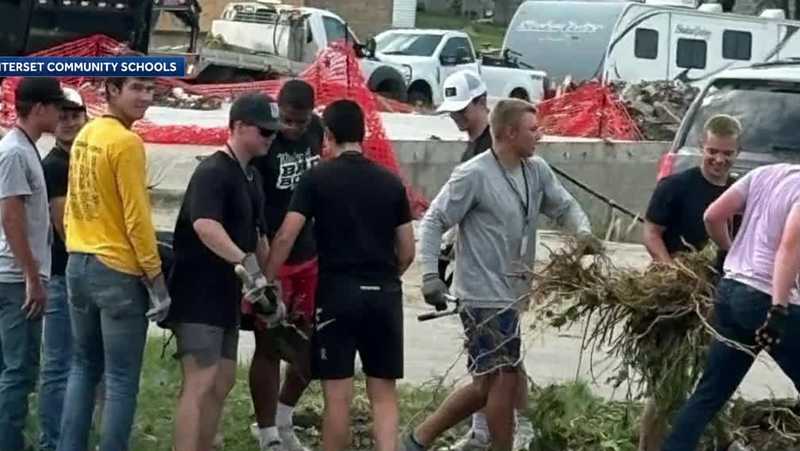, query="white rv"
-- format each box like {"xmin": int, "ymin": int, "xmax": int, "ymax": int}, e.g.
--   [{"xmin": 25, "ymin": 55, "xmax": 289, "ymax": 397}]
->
[{"xmin": 503, "ymin": 1, "xmax": 800, "ymax": 85}]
